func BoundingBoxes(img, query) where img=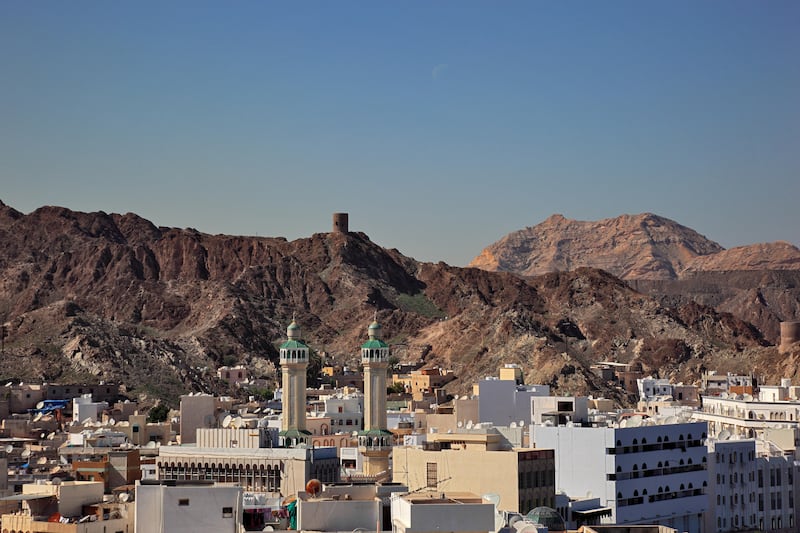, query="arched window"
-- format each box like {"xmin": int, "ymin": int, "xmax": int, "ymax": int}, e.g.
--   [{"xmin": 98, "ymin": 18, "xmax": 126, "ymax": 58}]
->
[
  {"xmin": 617, "ymin": 492, "xmax": 623, "ymax": 499},
  {"xmin": 634, "ymin": 490, "xmax": 639, "ymax": 497},
  {"xmin": 616, "ymin": 466, "xmax": 622, "ymax": 472}
]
